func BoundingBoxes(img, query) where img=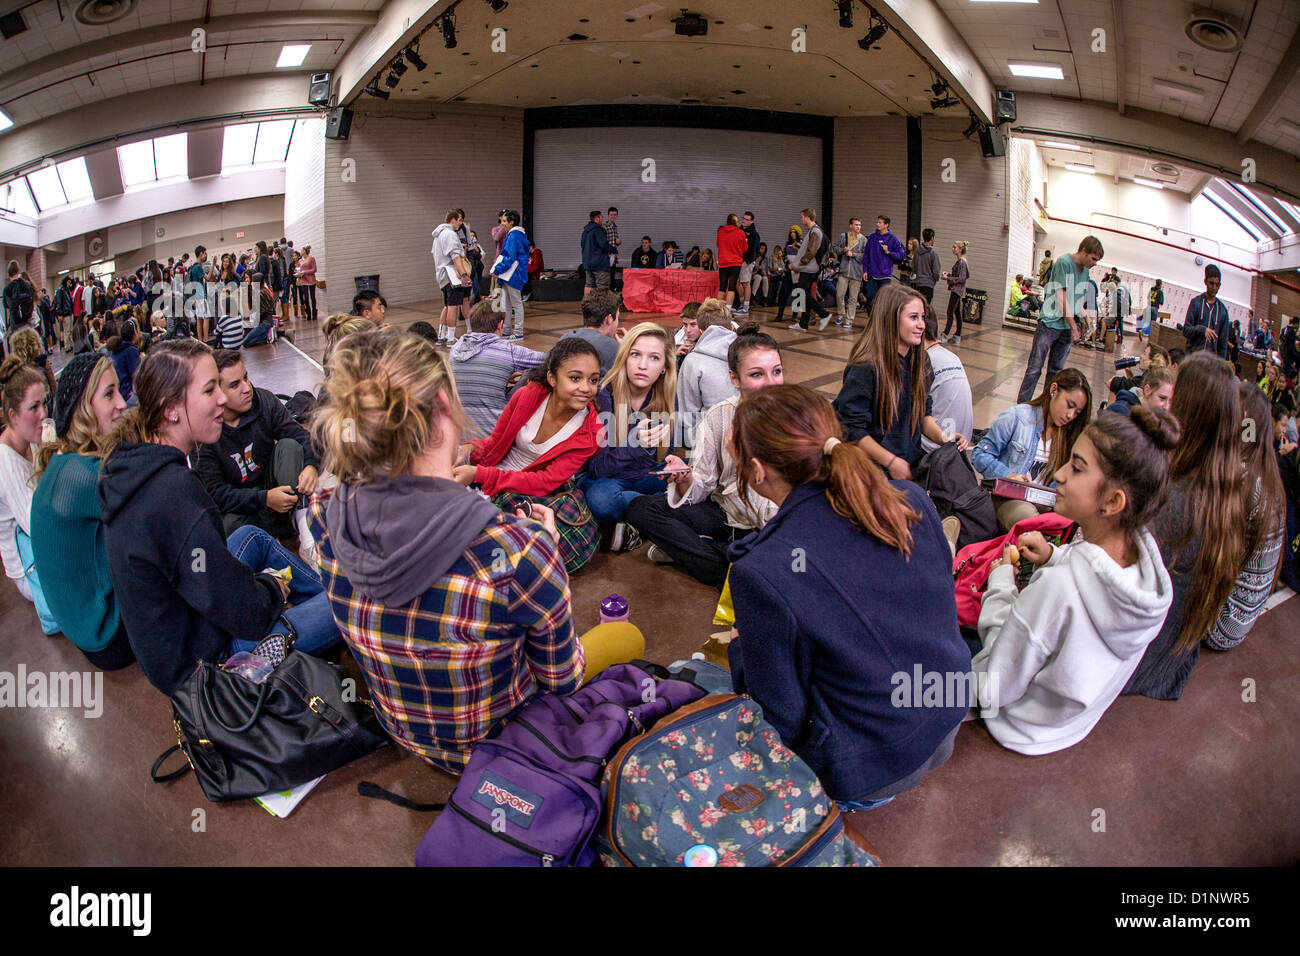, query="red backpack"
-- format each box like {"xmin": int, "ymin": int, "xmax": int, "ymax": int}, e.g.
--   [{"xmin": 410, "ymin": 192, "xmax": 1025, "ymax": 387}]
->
[{"xmin": 952, "ymin": 513, "xmax": 1077, "ymax": 628}]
